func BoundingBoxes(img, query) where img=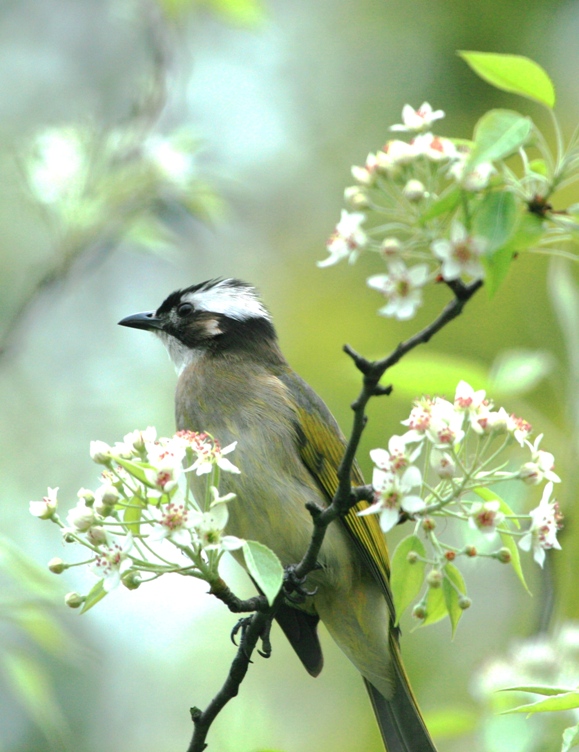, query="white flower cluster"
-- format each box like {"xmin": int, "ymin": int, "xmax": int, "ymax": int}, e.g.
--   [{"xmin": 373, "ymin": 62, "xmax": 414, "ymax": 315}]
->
[
  {"xmin": 30, "ymin": 428, "xmax": 244, "ymax": 597},
  {"xmin": 361, "ymin": 380, "xmax": 563, "ymax": 568},
  {"xmin": 319, "ymin": 103, "xmax": 498, "ymax": 320}
]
